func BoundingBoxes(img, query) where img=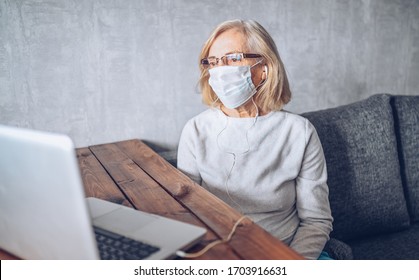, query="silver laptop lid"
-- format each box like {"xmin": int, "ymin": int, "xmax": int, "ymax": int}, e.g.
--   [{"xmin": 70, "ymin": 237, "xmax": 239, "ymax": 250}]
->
[{"xmin": 0, "ymin": 125, "xmax": 99, "ymax": 259}]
